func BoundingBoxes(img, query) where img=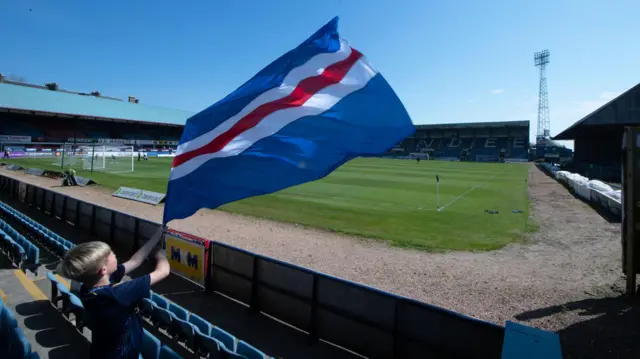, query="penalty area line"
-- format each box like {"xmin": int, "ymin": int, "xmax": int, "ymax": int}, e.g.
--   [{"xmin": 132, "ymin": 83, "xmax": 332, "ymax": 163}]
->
[{"xmin": 436, "ymin": 165, "xmax": 510, "ymax": 212}]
